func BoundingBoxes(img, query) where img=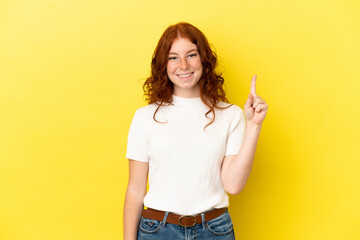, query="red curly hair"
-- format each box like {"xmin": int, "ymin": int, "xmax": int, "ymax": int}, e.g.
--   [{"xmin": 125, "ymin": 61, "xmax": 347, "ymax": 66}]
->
[{"xmin": 143, "ymin": 22, "xmax": 232, "ymax": 130}]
